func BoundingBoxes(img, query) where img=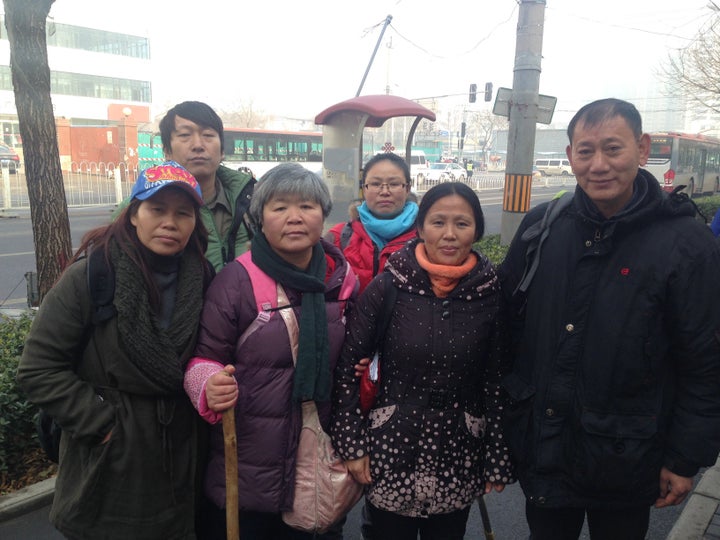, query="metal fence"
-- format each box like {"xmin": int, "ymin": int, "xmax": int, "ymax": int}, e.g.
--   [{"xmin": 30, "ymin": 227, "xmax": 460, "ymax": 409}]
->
[
  {"xmin": 415, "ymin": 172, "xmax": 576, "ymax": 193},
  {"xmin": 0, "ymin": 164, "xmax": 577, "ymax": 210},
  {"xmin": 0, "ymin": 162, "xmax": 139, "ymax": 210}
]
